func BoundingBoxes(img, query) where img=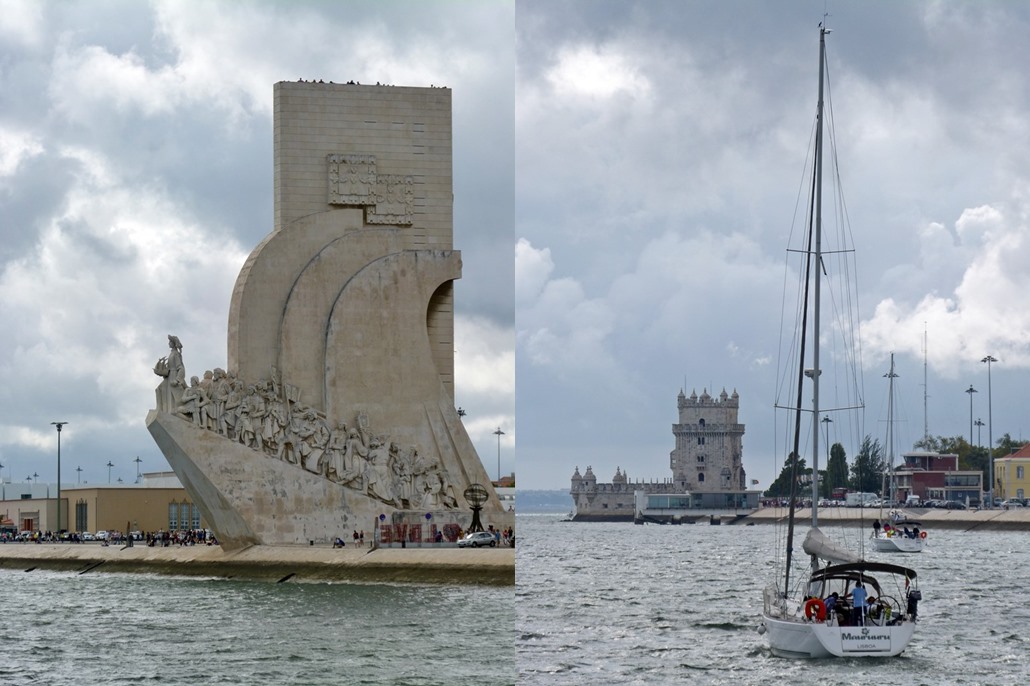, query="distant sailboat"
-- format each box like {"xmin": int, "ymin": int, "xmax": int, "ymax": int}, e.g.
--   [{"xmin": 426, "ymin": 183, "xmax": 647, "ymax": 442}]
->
[
  {"xmin": 872, "ymin": 353, "xmax": 927, "ymax": 553},
  {"xmin": 761, "ymin": 24, "xmax": 922, "ymax": 658}
]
